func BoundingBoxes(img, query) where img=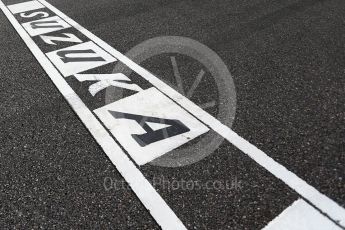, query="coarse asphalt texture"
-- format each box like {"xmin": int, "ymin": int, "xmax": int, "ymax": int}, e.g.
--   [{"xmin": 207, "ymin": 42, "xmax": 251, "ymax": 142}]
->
[{"xmin": 0, "ymin": 0, "xmax": 344, "ymax": 229}]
